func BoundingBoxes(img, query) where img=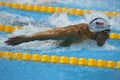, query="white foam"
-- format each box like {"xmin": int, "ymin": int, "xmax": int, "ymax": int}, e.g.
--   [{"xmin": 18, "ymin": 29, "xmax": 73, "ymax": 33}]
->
[
  {"xmin": 0, "ymin": 11, "xmax": 33, "ymax": 25},
  {"xmin": 110, "ymin": 14, "xmax": 120, "ymax": 30},
  {"xmin": 48, "ymin": 13, "xmax": 79, "ymax": 27},
  {"xmin": 70, "ymin": 39, "xmax": 118, "ymax": 50}
]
